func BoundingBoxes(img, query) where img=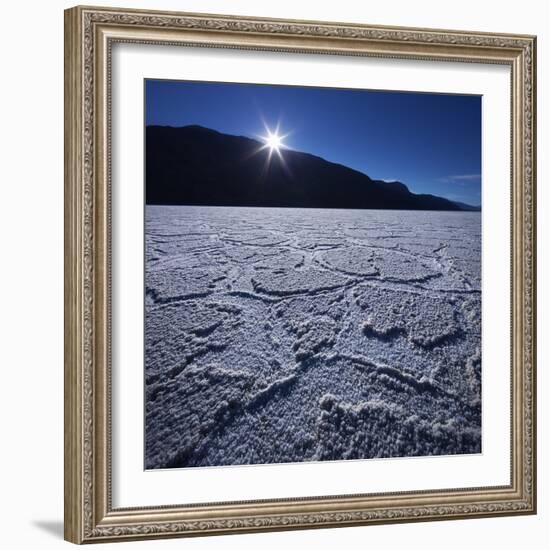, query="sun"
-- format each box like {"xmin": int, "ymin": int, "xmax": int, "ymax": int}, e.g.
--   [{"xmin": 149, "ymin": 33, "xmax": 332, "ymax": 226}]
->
[
  {"xmin": 263, "ymin": 130, "xmax": 285, "ymax": 153},
  {"xmin": 256, "ymin": 122, "xmax": 291, "ymax": 167}
]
